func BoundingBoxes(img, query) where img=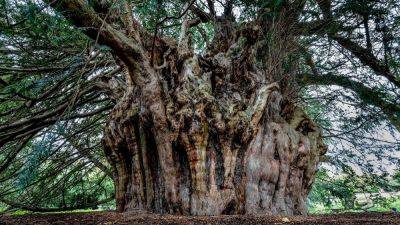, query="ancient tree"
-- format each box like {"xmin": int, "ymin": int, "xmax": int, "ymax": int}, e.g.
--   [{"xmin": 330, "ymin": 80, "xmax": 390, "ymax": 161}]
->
[{"xmin": 0, "ymin": 0, "xmax": 399, "ymax": 216}]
